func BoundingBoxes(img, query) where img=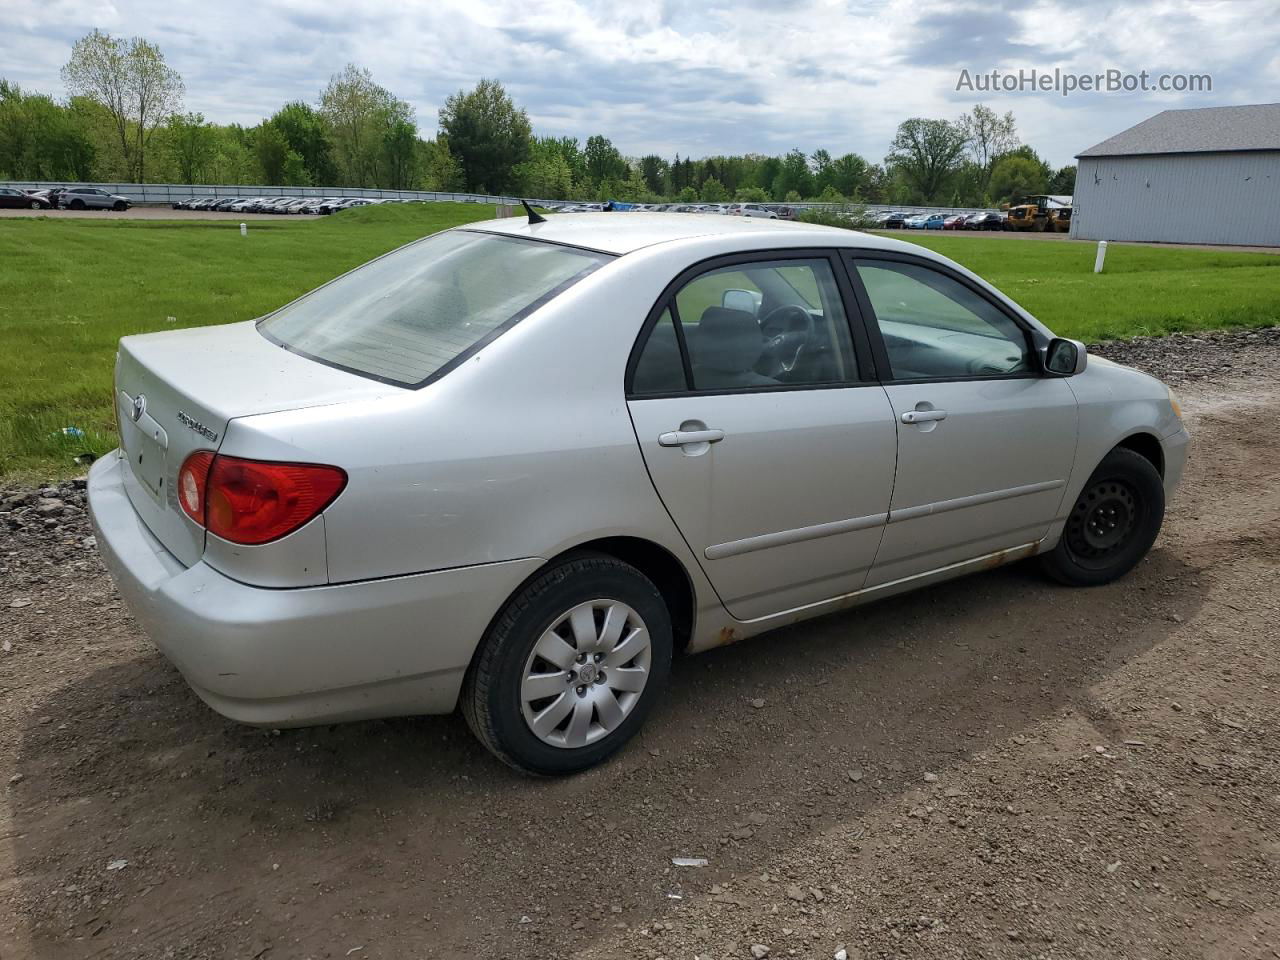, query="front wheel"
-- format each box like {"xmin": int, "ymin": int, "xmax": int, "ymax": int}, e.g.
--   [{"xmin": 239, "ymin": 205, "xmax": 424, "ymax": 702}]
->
[
  {"xmin": 462, "ymin": 554, "xmax": 672, "ymax": 775},
  {"xmin": 30, "ymin": 200, "xmax": 41, "ymax": 210},
  {"xmin": 1040, "ymin": 447, "xmax": 1165, "ymax": 586},
  {"xmin": 113, "ymin": 201, "xmax": 126, "ymax": 211}
]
